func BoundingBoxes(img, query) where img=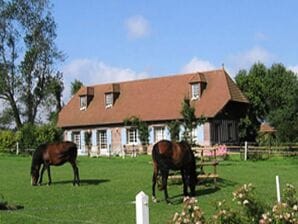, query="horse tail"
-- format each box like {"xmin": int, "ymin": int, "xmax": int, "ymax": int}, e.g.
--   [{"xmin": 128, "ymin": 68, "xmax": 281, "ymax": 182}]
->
[{"xmin": 151, "ymin": 142, "xmax": 159, "ymax": 162}]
